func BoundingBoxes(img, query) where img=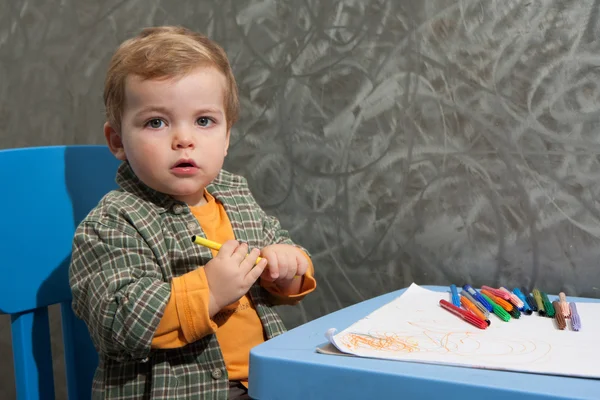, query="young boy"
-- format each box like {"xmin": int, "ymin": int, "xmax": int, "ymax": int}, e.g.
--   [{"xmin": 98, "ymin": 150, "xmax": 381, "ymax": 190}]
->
[{"xmin": 69, "ymin": 26, "xmax": 316, "ymax": 400}]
